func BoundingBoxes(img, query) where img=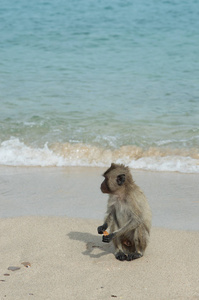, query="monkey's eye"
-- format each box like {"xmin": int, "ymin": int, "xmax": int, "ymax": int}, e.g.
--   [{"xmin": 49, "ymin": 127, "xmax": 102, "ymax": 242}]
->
[{"xmin": 116, "ymin": 174, "xmax": 125, "ymax": 186}]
